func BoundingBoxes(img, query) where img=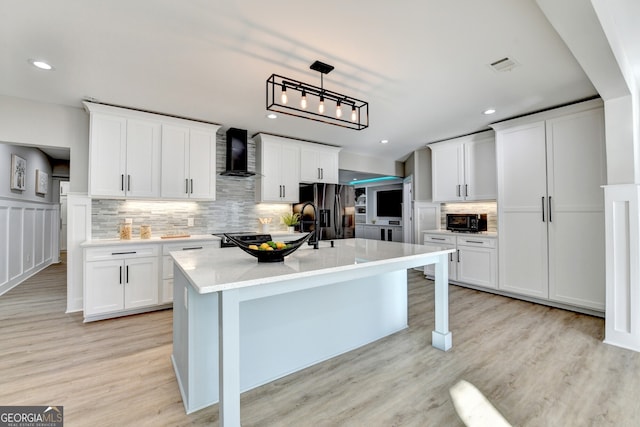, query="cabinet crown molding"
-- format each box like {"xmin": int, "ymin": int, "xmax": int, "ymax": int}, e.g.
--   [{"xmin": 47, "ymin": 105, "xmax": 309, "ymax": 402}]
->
[{"xmin": 490, "ymin": 98, "xmax": 603, "ymax": 131}]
